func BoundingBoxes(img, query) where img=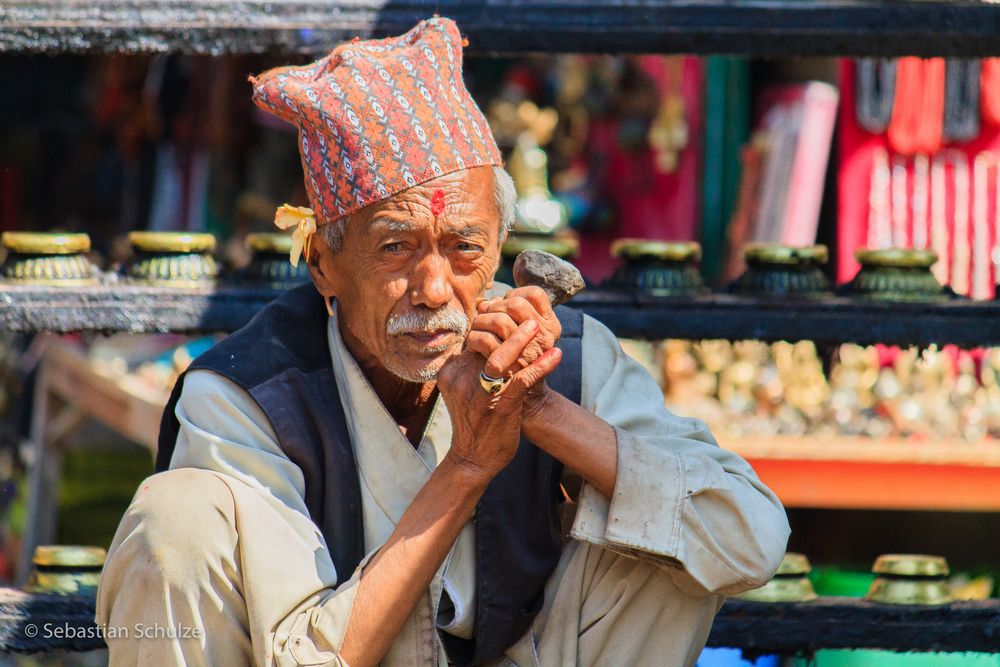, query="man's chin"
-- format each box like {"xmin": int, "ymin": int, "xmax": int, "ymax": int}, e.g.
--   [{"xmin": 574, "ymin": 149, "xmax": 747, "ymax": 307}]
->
[{"xmin": 383, "ymin": 346, "xmax": 459, "ymax": 383}]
